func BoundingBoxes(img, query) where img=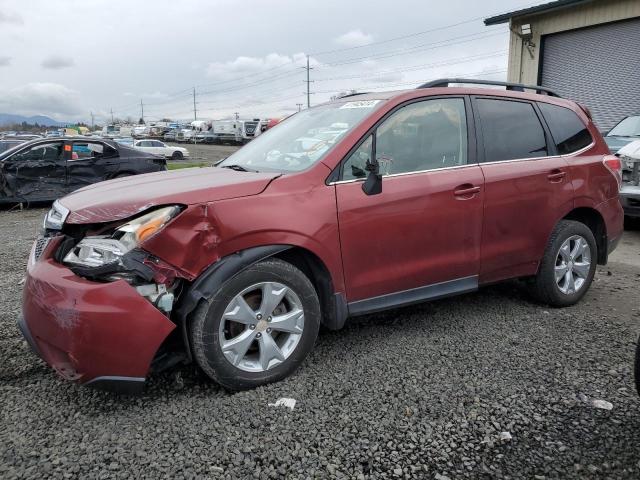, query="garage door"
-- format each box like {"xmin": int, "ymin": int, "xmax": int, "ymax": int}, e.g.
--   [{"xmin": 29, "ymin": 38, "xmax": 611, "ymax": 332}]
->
[{"xmin": 540, "ymin": 17, "xmax": 640, "ymax": 131}]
